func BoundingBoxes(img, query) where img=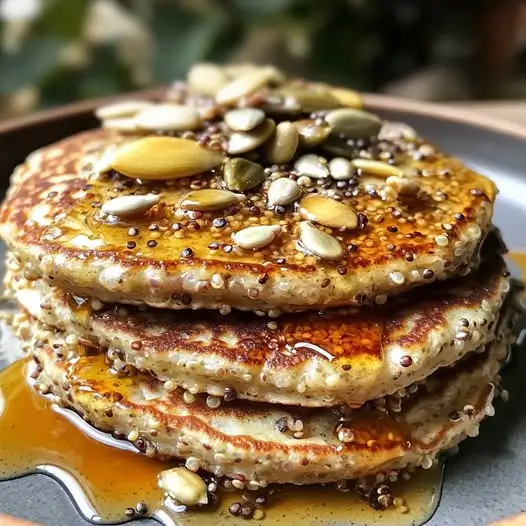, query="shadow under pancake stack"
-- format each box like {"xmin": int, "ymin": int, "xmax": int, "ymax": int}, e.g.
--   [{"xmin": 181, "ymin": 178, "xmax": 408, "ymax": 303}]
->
[{"xmin": 0, "ymin": 63, "xmax": 522, "ymax": 521}]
